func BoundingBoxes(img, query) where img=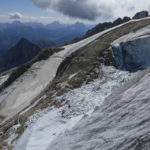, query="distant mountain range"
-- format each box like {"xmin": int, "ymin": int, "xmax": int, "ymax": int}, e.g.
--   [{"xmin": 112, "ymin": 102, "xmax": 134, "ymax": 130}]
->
[
  {"xmin": 0, "ymin": 21, "xmax": 93, "ymax": 56},
  {"xmin": 0, "ymin": 38, "xmax": 41, "ymax": 72}
]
